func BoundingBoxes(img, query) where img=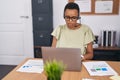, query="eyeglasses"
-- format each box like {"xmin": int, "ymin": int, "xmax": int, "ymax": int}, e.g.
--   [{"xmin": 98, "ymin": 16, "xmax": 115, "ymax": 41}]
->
[{"xmin": 64, "ymin": 16, "xmax": 80, "ymax": 21}]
